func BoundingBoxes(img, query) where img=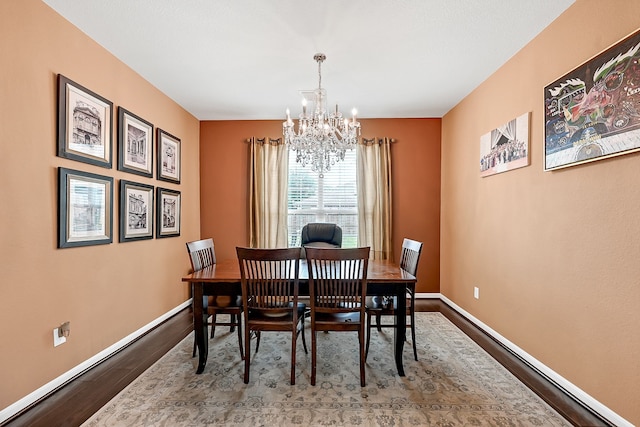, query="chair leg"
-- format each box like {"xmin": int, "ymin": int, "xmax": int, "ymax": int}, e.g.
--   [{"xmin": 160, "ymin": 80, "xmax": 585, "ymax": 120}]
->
[
  {"xmin": 255, "ymin": 331, "xmax": 261, "ymax": 353},
  {"xmin": 290, "ymin": 324, "xmax": 297, "ymax": 385},
  {"xmin": 236, "ymin": 314, "xmax": 244, "ymax": 360},
  {"xmin": 192, "ymin": 331, "xmax": 197, "ymax": 358},
  {"xmin": 244, "ymin": 325, "xmax": 251, "ymax": 384},
  {"xmin": 210, "ymin": 313, "xmax": 217, "ymax": 338},
  {"xmin": 365, "ymin": 311, "xmax": 372, "ymax": 361},
  {"xmin": 359, "ymin": 327, "xmax": 366, "ymax": 387},
  {"xmin": 299, "ymin": 318, "xmax": 308, "ymax": 354},
  {"xmin": 375, "ymin": 312, "xmax": 382, "ymax": 332},
  {"xmin": 410, "ymin": 305, "xmax": 418, "ymax": 361},
  {"xmin": 311, "ymin": 330, "xmax": 317, "ymax": 386}
]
